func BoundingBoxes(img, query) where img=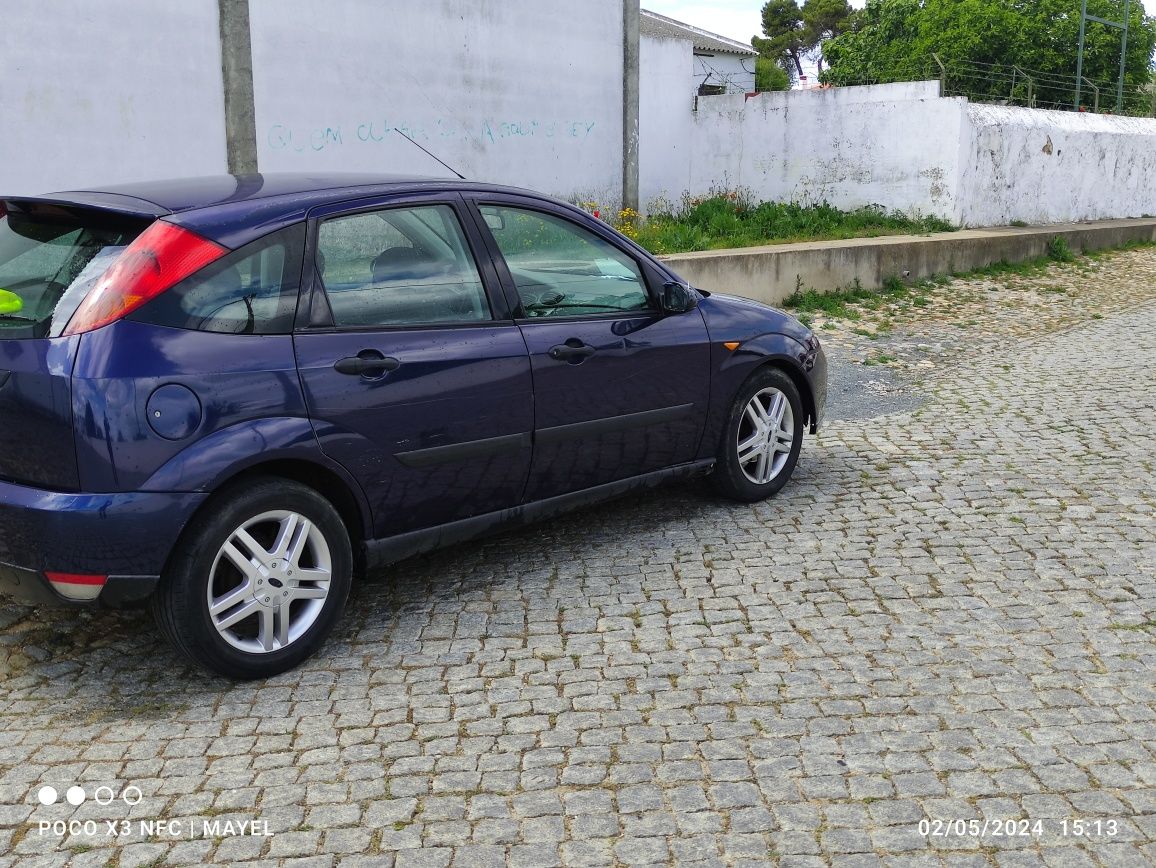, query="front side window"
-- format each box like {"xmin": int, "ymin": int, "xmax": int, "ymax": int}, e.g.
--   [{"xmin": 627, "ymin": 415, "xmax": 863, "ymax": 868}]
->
[
  {"xmin": 131, "ymin": 223, "xmax": 305, "ymax": 335},
  {"xmin": 317, "ymin": 204, "xmax": 490, "ymax": 328},
  {"xmin": 479, "ymin": 205, "xmax": 652, "ymax": 317}
]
